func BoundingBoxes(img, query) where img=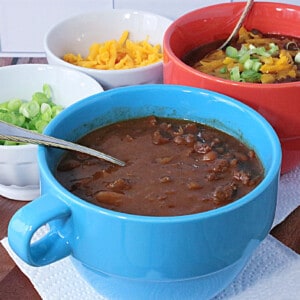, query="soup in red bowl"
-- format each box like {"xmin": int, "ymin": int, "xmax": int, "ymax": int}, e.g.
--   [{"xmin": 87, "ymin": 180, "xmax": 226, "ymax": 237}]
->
[{"xmin": 163, "ymin": 2, "xmax": 300, "ymax": 174}]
